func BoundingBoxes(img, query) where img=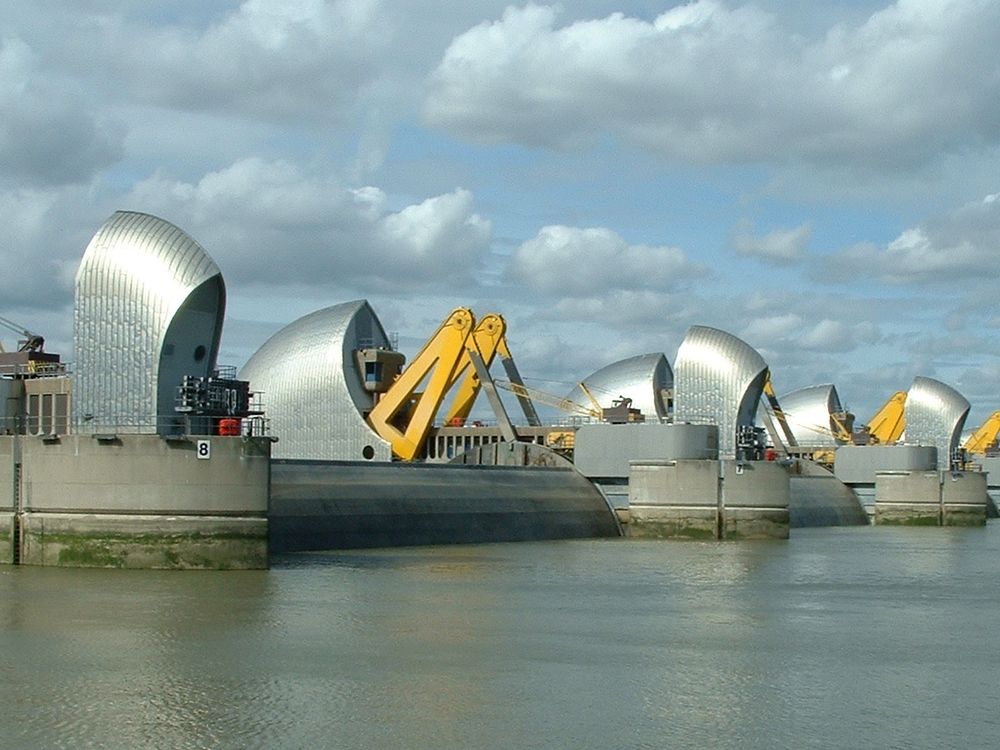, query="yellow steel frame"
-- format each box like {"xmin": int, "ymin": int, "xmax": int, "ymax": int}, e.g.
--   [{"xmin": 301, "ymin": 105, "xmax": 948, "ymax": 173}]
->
[
  {"xmin": 366, "ymin": 308, "xmax": 475, "ymax": 461},
  {"xmin": 441, "ymin": 313, "xmax": 507, "ymax": 425},
  {"xmin": 867, "ymin": 391, "xmax": 906, "ymax": 445},
  {"xmin": 963, "ymin": 409, "xmax": 1000, "ymax": 455}
]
